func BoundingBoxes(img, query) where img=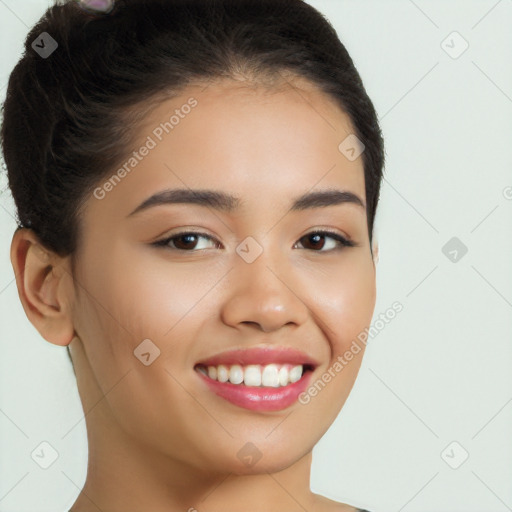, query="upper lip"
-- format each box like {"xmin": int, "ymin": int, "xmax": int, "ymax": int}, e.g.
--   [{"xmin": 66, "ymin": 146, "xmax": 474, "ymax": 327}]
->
[{"xmin": 195, "ymin": 346, "xmax": 319, "ymax": 368}]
